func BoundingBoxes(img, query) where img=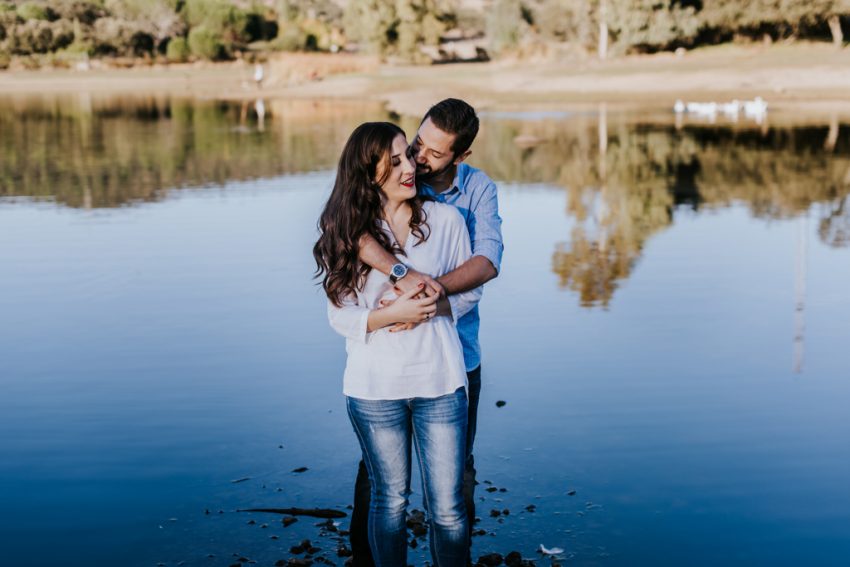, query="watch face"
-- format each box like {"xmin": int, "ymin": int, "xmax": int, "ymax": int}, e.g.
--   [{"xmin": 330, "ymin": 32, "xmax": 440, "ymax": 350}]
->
[{"xmin": 392, "ymin": 264, "xmax": 407, "ymax": 278}]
